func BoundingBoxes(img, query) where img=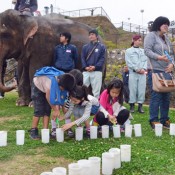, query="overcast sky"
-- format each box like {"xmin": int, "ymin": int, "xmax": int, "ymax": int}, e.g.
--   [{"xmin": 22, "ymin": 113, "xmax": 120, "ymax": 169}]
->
[{"xmin": 0, "ymin": 0, "xmax": 175, "ymax": 27}]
